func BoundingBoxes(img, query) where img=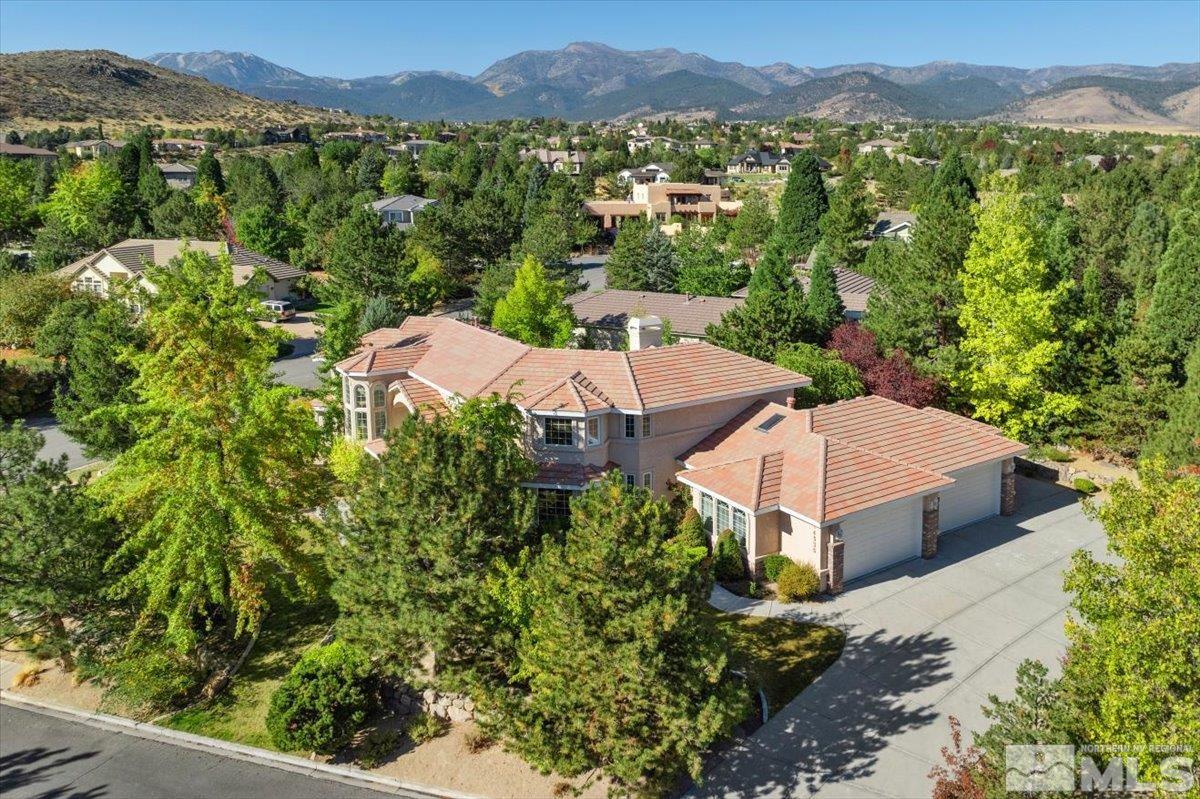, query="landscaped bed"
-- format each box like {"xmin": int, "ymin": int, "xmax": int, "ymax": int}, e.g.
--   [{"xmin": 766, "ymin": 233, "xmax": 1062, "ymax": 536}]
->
[{"xmin": 703, "ymin": 607, "xmax": 845, "ymax": 715}]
